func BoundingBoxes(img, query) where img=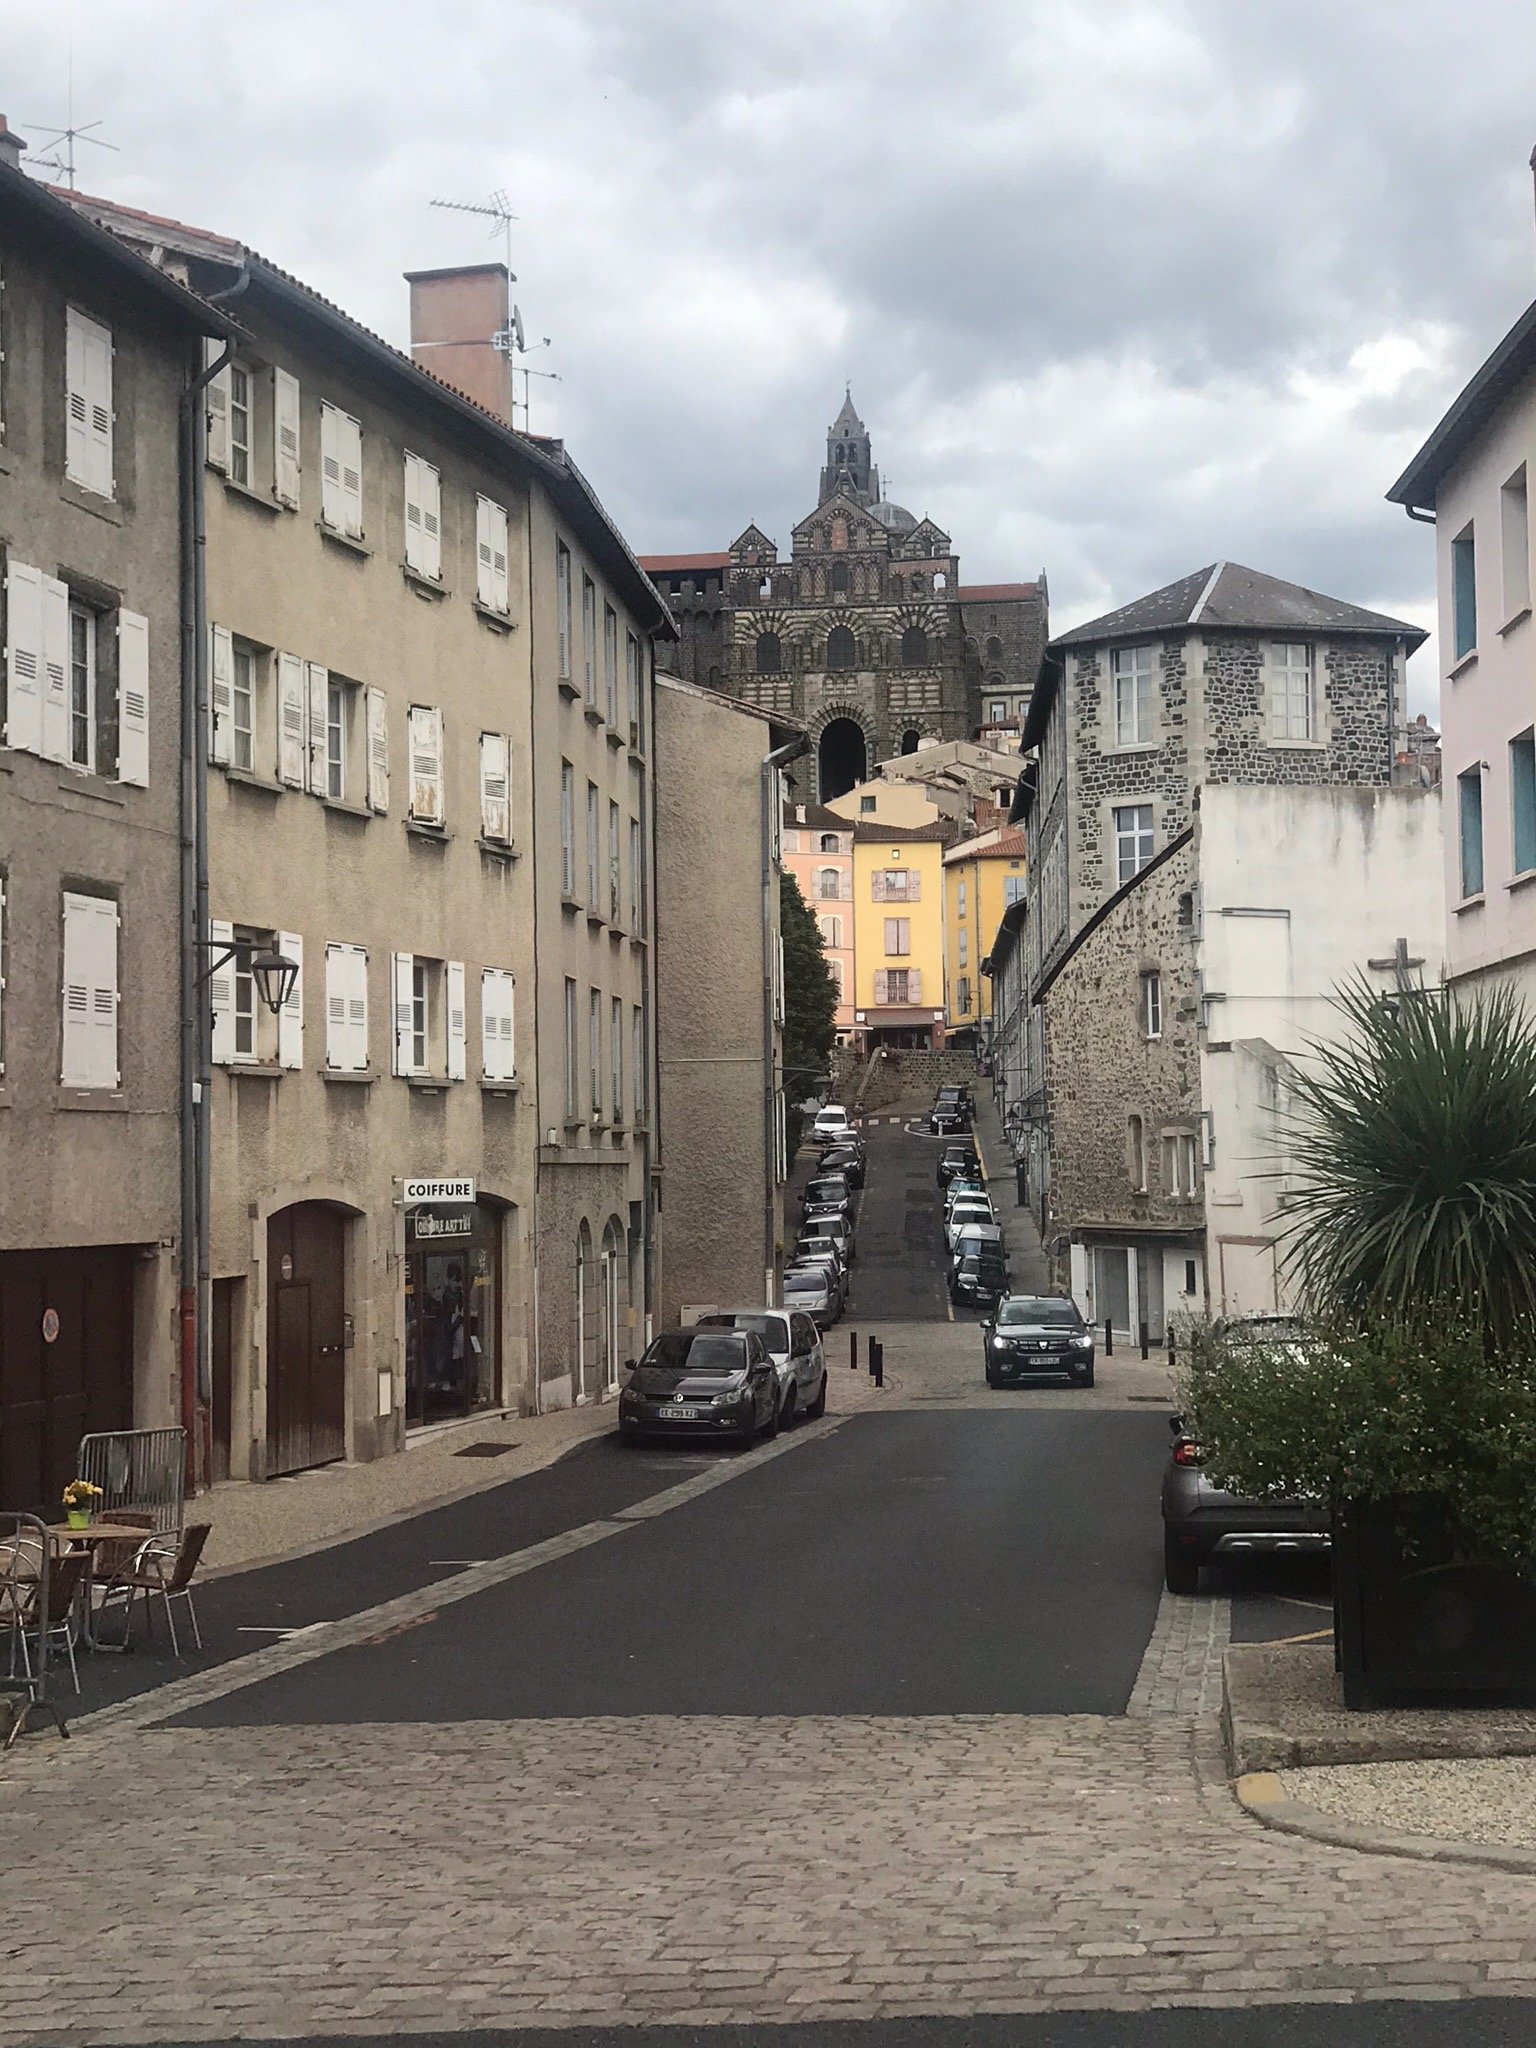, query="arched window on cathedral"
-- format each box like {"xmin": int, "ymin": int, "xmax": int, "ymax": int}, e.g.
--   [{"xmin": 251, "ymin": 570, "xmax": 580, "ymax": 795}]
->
[
  {"xmin": 901, "ymin": 625, "xmax": 929, "ymax": 667},
  {"xmin": 755, "ymin": 632, "xmax": 782, "ymax": 674},
  {"xmin": 831, "ymin": 516, "xmax": 848, "ymax": 550},
  {"xmin": 986, "ymin": 635, "xmax": 1004, "ymax": 661},
  {"xmin": 827, "ymin": 625, "xmax": 856, "ymax": 671},
  {"xmin": 831, "ymin": 561, "xmax": 849, "ymax": 596},
  {"xmin": 758, "ymin": 573, "xmax": 772, "ymax": 600},
  {"xmin": 934, "ymin": 570, "xmax": 948, "ymax": 592},
  {"xmin": 901, "ymin": 729, "xmax": 922, "ymax": 755},
  {"xmin": 910, "ymin": 573, "xmax": 927, "ymax": 596}
]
